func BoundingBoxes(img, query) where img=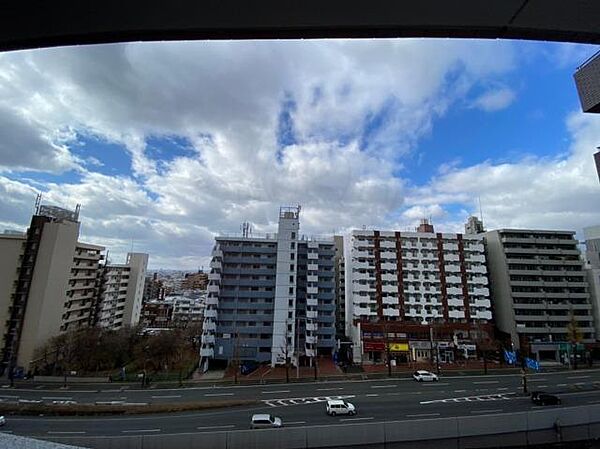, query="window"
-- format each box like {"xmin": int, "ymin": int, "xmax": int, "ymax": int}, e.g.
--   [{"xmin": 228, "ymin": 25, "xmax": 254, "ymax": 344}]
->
[
  {"xmin": 290, "ymin": 241, "xmax": 295, "ymax": 249},
  {"xmin": 290, "ymin": 264, "xmax": 295, "ymax": 271},
  {"xmin": 291, "ymin": 232, "xmax": 296, "ymax": 239},
  {"xmin": 289, "ymin": 275, "xmax": 294, "ymax": 282},
  {"xmin": 290, "ymin": 252, "xmax": 295, "ymax": 259},
  {"xmin": 289, "ymin": 286, "xmax": 294, "ymax": 294}
]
